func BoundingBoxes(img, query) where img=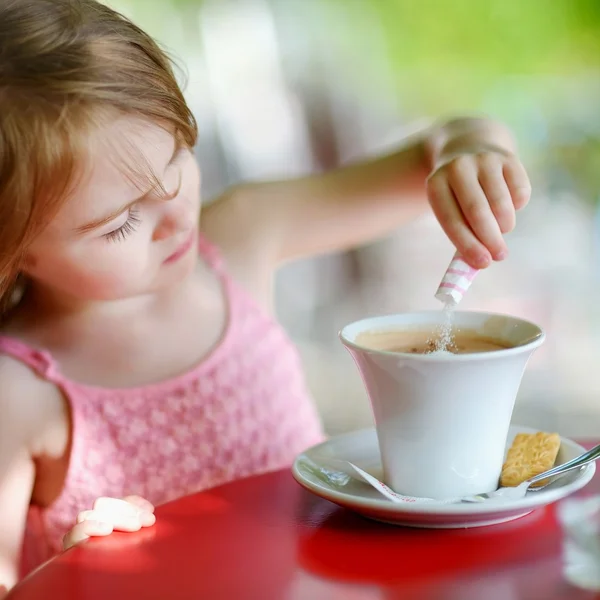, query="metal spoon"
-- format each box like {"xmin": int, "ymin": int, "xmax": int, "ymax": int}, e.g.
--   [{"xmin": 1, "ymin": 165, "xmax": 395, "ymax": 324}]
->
[{"xmin": 461, "ymin": 441, "xmax": 600, "ymax": 503}]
